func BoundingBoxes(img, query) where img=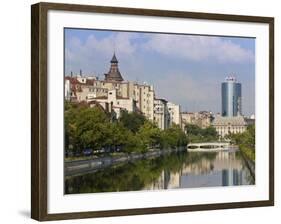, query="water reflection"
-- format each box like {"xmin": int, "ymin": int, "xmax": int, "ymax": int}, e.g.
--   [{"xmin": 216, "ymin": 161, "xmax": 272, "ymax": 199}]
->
[{"xmin": 65, "ymin": 148, "xmax": 255, "ymax": 194}]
